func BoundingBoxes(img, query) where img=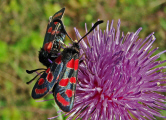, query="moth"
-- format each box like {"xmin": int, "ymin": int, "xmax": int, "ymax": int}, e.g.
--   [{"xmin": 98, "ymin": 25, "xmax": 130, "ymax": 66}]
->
[
  {"xmin": 27, "ymin": 18, "xmax": 103, "ymax": 112},
  {"xmin": 39, "ymin": 8, "xmax": 66, "ymax": 67}
]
